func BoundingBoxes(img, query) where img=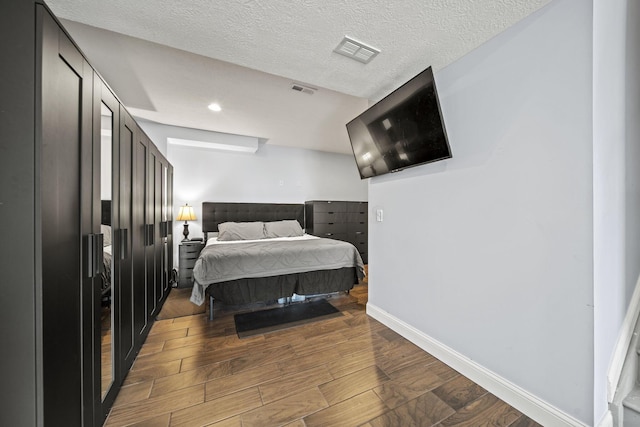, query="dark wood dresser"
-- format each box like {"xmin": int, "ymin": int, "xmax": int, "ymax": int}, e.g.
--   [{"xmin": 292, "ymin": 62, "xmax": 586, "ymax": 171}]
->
[{"xmin": 305, "ymin": 200, "xmax": 368, "ymax": 263}]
